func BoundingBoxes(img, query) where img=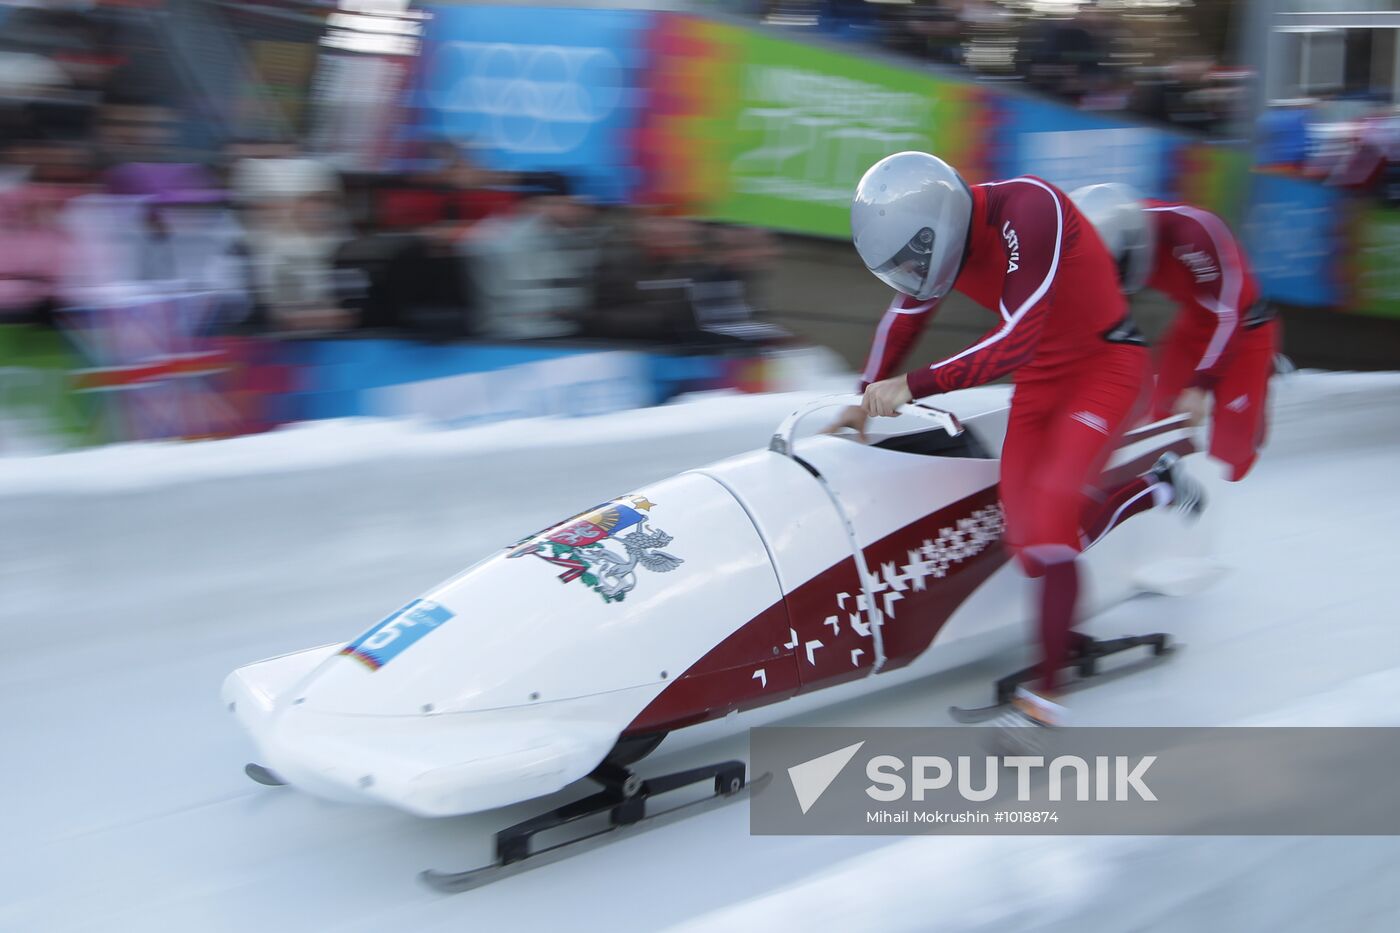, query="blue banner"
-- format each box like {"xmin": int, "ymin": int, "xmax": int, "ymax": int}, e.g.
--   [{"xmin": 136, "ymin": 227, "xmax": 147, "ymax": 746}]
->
[
  {"xmin": 274, "ymin": 339, "xmax": 652, "ymax": 422},
  {"xmin": 415, "ymin": 5, "xmax": 652, "ymax": 203},
  {"xmin": 988, "ymin": 97, "xmax": 1179, "ymax": 200},
  {"xmin": 1242, "ymin": 172, "xmax": 1343, "ymax": 308}
]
